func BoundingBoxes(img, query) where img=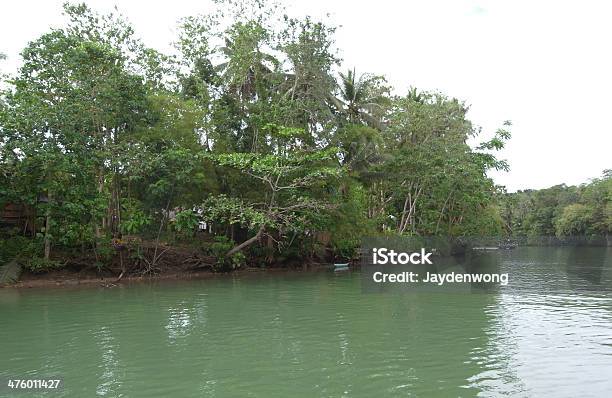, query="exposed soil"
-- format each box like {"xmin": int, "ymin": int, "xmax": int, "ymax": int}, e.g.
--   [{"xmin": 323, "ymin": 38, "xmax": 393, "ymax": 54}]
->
[{"xmin": 2, "ymin": 241, "xmax": 334, "ymax": 289}]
